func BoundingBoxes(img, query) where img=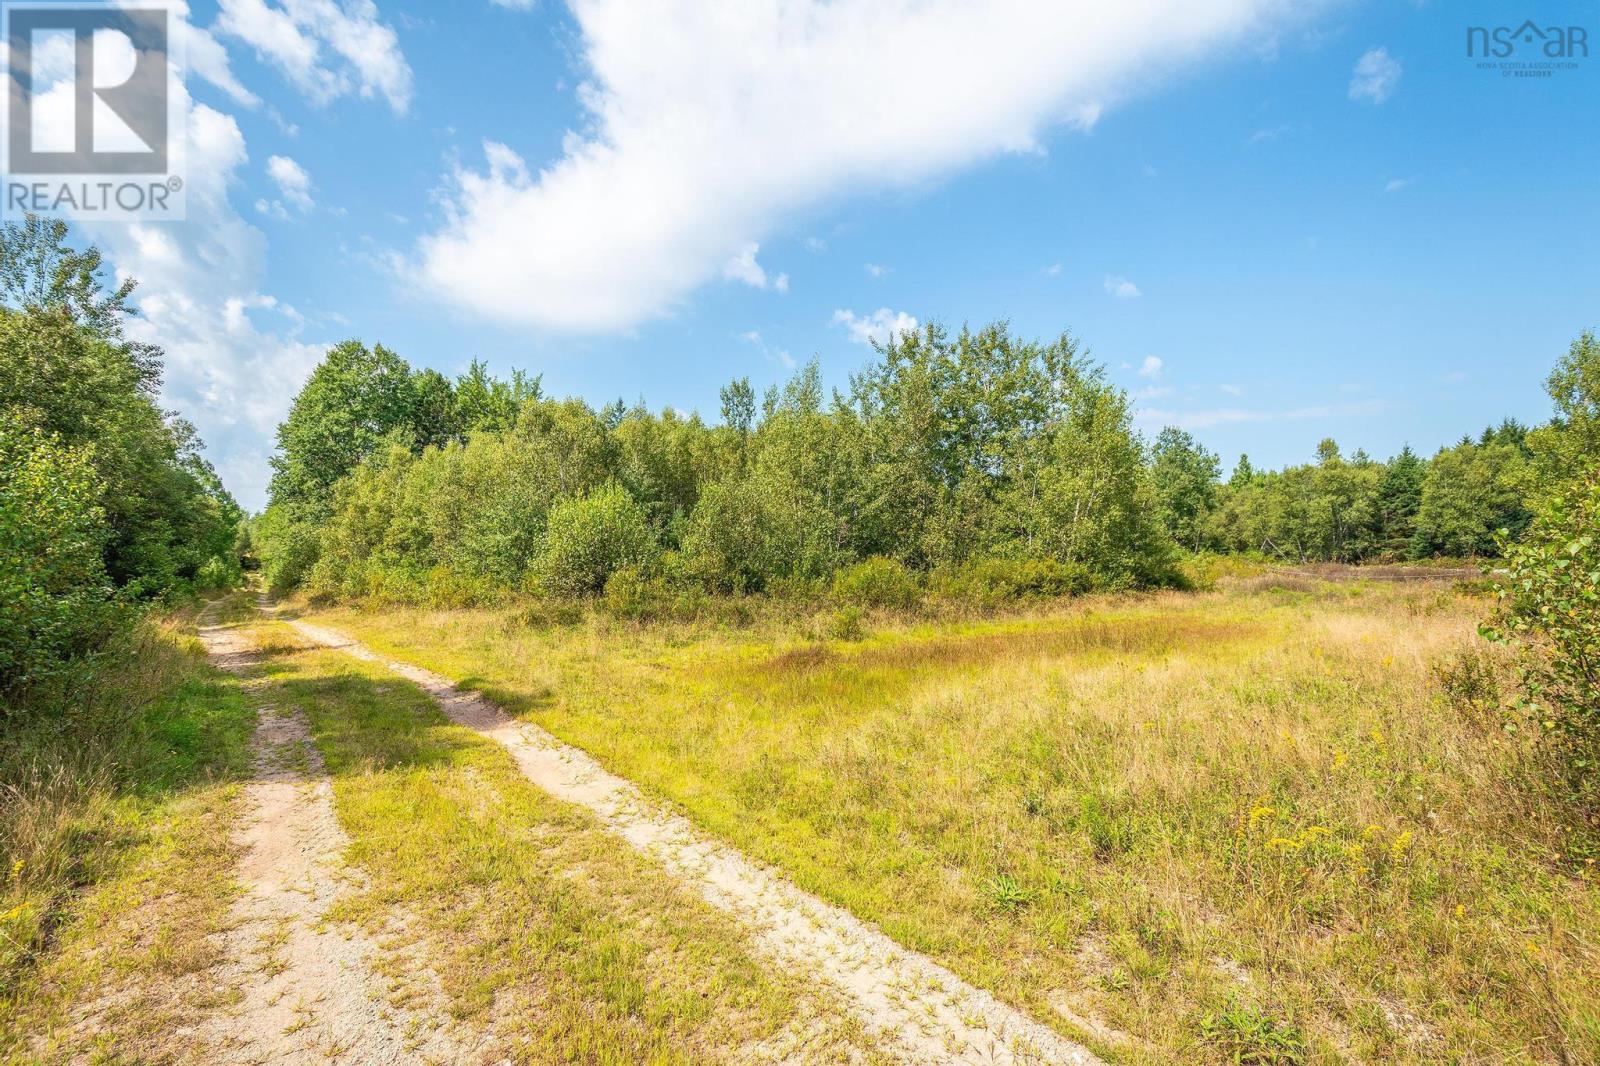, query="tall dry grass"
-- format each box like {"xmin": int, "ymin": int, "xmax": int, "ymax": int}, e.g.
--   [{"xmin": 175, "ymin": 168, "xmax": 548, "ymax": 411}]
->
[{"xmin": 307, "ymin": 579, "xmax": 1599, "ymax": 1063}]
